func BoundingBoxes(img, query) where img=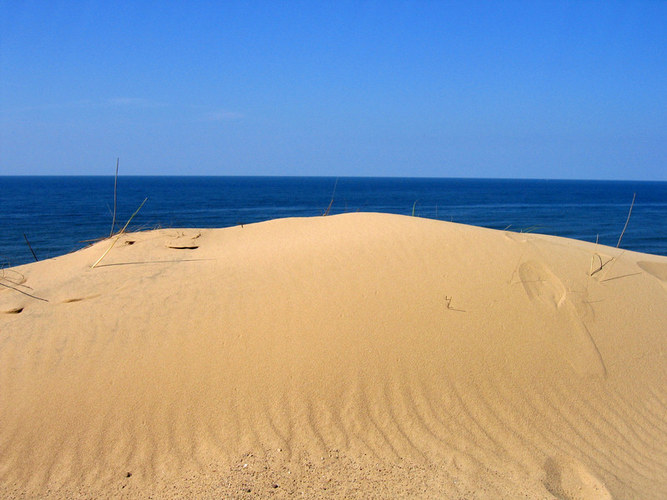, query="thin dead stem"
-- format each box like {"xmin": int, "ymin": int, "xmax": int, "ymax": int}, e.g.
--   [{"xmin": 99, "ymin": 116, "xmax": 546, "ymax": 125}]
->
[
  {"xmin": 92, "ymin": 197, "xmax": 148, "ymax": 269},
  {"xmin": 323, "ymin": 178, "xmax": 338, "ymax": 216},
  {"xmin": 110, "ymin": 158, "xmax": 119, "ymax": 237},
  {"xmin": 0, "ymin": 281, "xmax": 48, "ymax": 302},
  {"xmin": 617, "ymin": 192, "xmax": 636, "ymax": 248},
  {"xmin": 23, "ymin": 234, "xmax": 38, "ymax": 262}
]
